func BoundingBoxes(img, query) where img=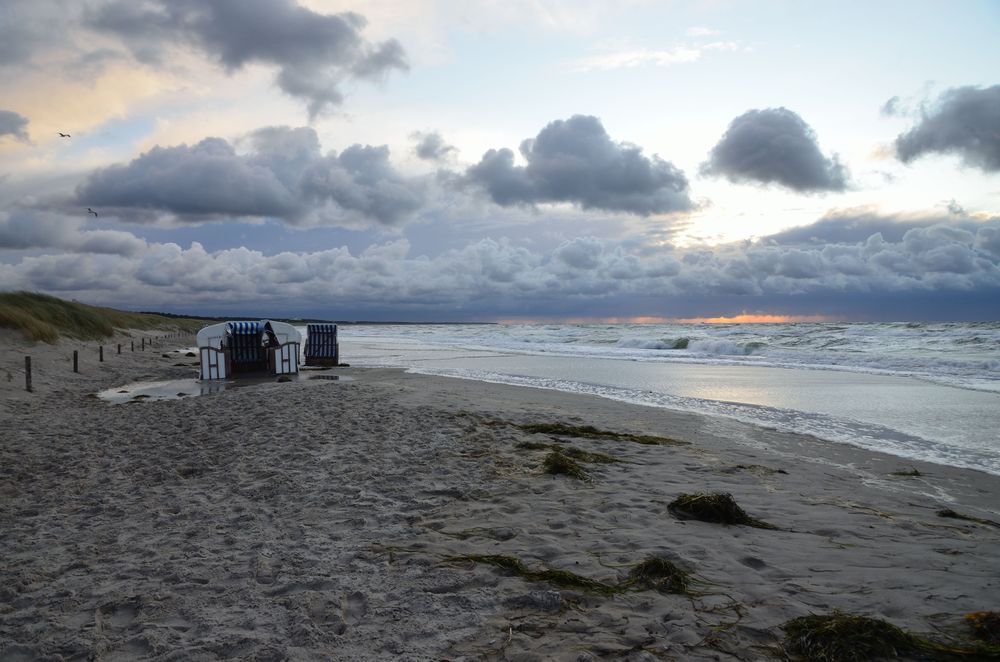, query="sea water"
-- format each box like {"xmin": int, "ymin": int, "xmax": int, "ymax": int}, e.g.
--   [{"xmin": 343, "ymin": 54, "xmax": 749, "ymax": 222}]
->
[{"xmin": 306, "ymin": 322, "xmax": 1000, "ymax": 476}]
